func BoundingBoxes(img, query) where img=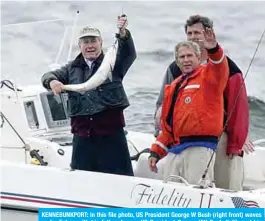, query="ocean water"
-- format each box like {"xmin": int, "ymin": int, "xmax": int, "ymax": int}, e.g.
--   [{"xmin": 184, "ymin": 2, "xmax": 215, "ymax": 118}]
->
[{"xmin": 1, "ymin": 1, "xmax": 265, "ymax": 220}]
